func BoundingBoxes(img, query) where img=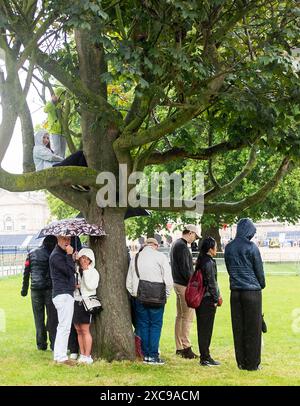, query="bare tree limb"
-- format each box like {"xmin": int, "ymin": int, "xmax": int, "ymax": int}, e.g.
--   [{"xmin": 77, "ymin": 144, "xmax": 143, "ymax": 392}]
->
[
  {"xmin": 135, "ymin": 157, "xmax": 293, "ymax": 214},
  {"xmin": 205, "ymin": 145, "xmax": 257, "ymax": 200},
  {"xmin": 0, "ymin": 166, "xmax": 98, "ymax": 192},
  {"xmin": 145, "ymin": 138, "xmax": 250, "ymax": 165},
  {"xmin": 48, "ymin": 187, "xmax": 89, "ymax": 213},
  {"xmin": 204, "ymin": 157, "xmax": 293, "ymax": 214}
]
